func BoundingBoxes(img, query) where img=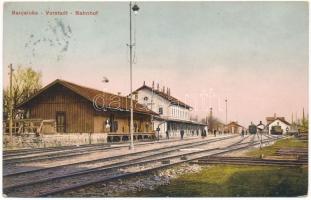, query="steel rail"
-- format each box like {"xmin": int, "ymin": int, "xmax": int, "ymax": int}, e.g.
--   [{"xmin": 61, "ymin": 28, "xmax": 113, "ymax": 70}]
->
[
  {"xmin": 4, "ymin": 135, "xmax": 238, "ymax": 189},
  {"xmin": 3, "ymin": 137, "xmax": 206, "ymax": 165},
  {"xmin": 40, "ymin": 135, "xmax": 283, "ymax": 197},
  {"xmin": 4, "ymin": 135, "xmax": 282, "ymax": 197},
  {"xmin": 4, "ymin": 135, "xmax": 236, "ymax": 177},
  {"xmin": 4, "ymin": 137, "xmax": 197, "ymax": 158}
]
